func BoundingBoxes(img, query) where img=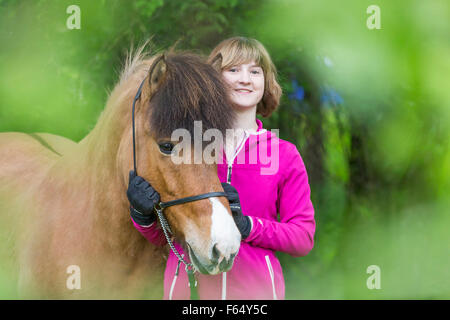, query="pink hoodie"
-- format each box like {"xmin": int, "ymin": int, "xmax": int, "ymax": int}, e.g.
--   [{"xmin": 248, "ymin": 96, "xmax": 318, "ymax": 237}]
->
[{"xmin": 132, "ymin": 119, "xmax": 315, "ymax": 300}]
